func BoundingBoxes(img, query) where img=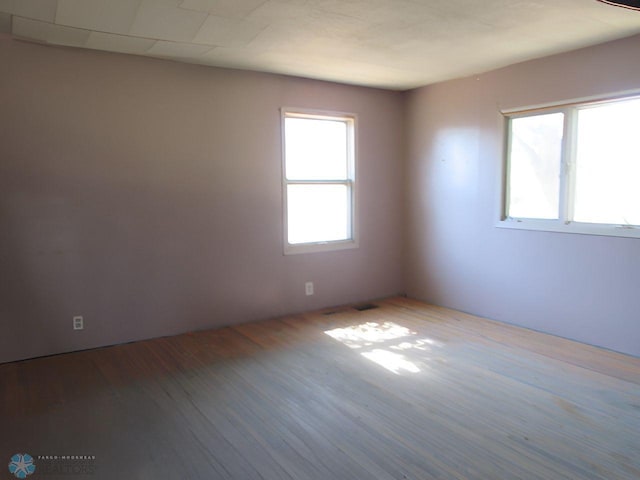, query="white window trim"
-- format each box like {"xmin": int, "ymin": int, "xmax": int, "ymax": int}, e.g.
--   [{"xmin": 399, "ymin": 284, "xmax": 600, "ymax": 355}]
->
[
  {"xmin": 281, "ymin": 108, "xmax": 359, "ymax": 255},
  {"xmin": 497, "ymin": 91, "xmax": 640, "ymax": 240}
]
